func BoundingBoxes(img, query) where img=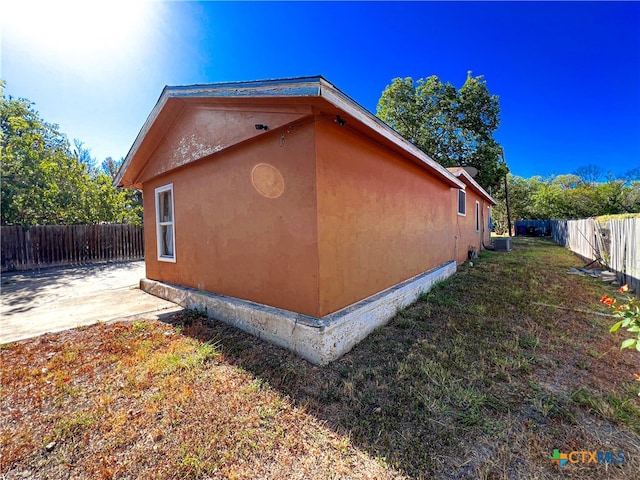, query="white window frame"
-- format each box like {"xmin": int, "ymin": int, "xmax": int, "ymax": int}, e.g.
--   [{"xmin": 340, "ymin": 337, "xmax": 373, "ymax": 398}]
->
[
  {"xmin": 457, "ymin": 189, "xmax": 466, "ymax": 216},
  {"xmin": 475, "ymin": 201, "xmax": 480, "ymax": 232},
  {"xmin": 155, "ymin": 183, "xmax": 176, "ymax": 263}
]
